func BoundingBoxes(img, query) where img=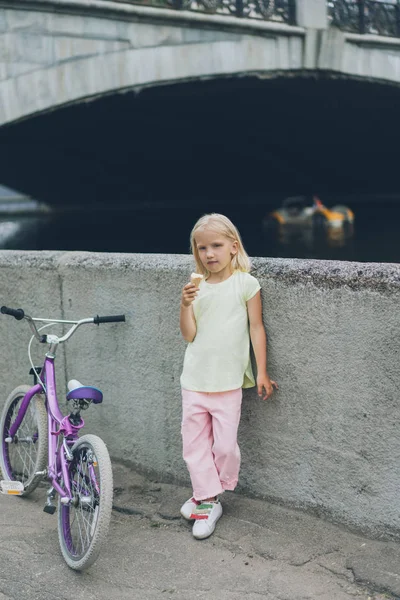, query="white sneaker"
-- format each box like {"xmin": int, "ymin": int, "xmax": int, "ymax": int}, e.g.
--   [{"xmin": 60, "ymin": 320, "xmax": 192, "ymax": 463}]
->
[
  {"xmin": 192, "ymin": 500, "xmax": 223, "ymax": 539},
  {"xmin": 180, "ymin": 497, "xmax": 200, "ymax": 520}
]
